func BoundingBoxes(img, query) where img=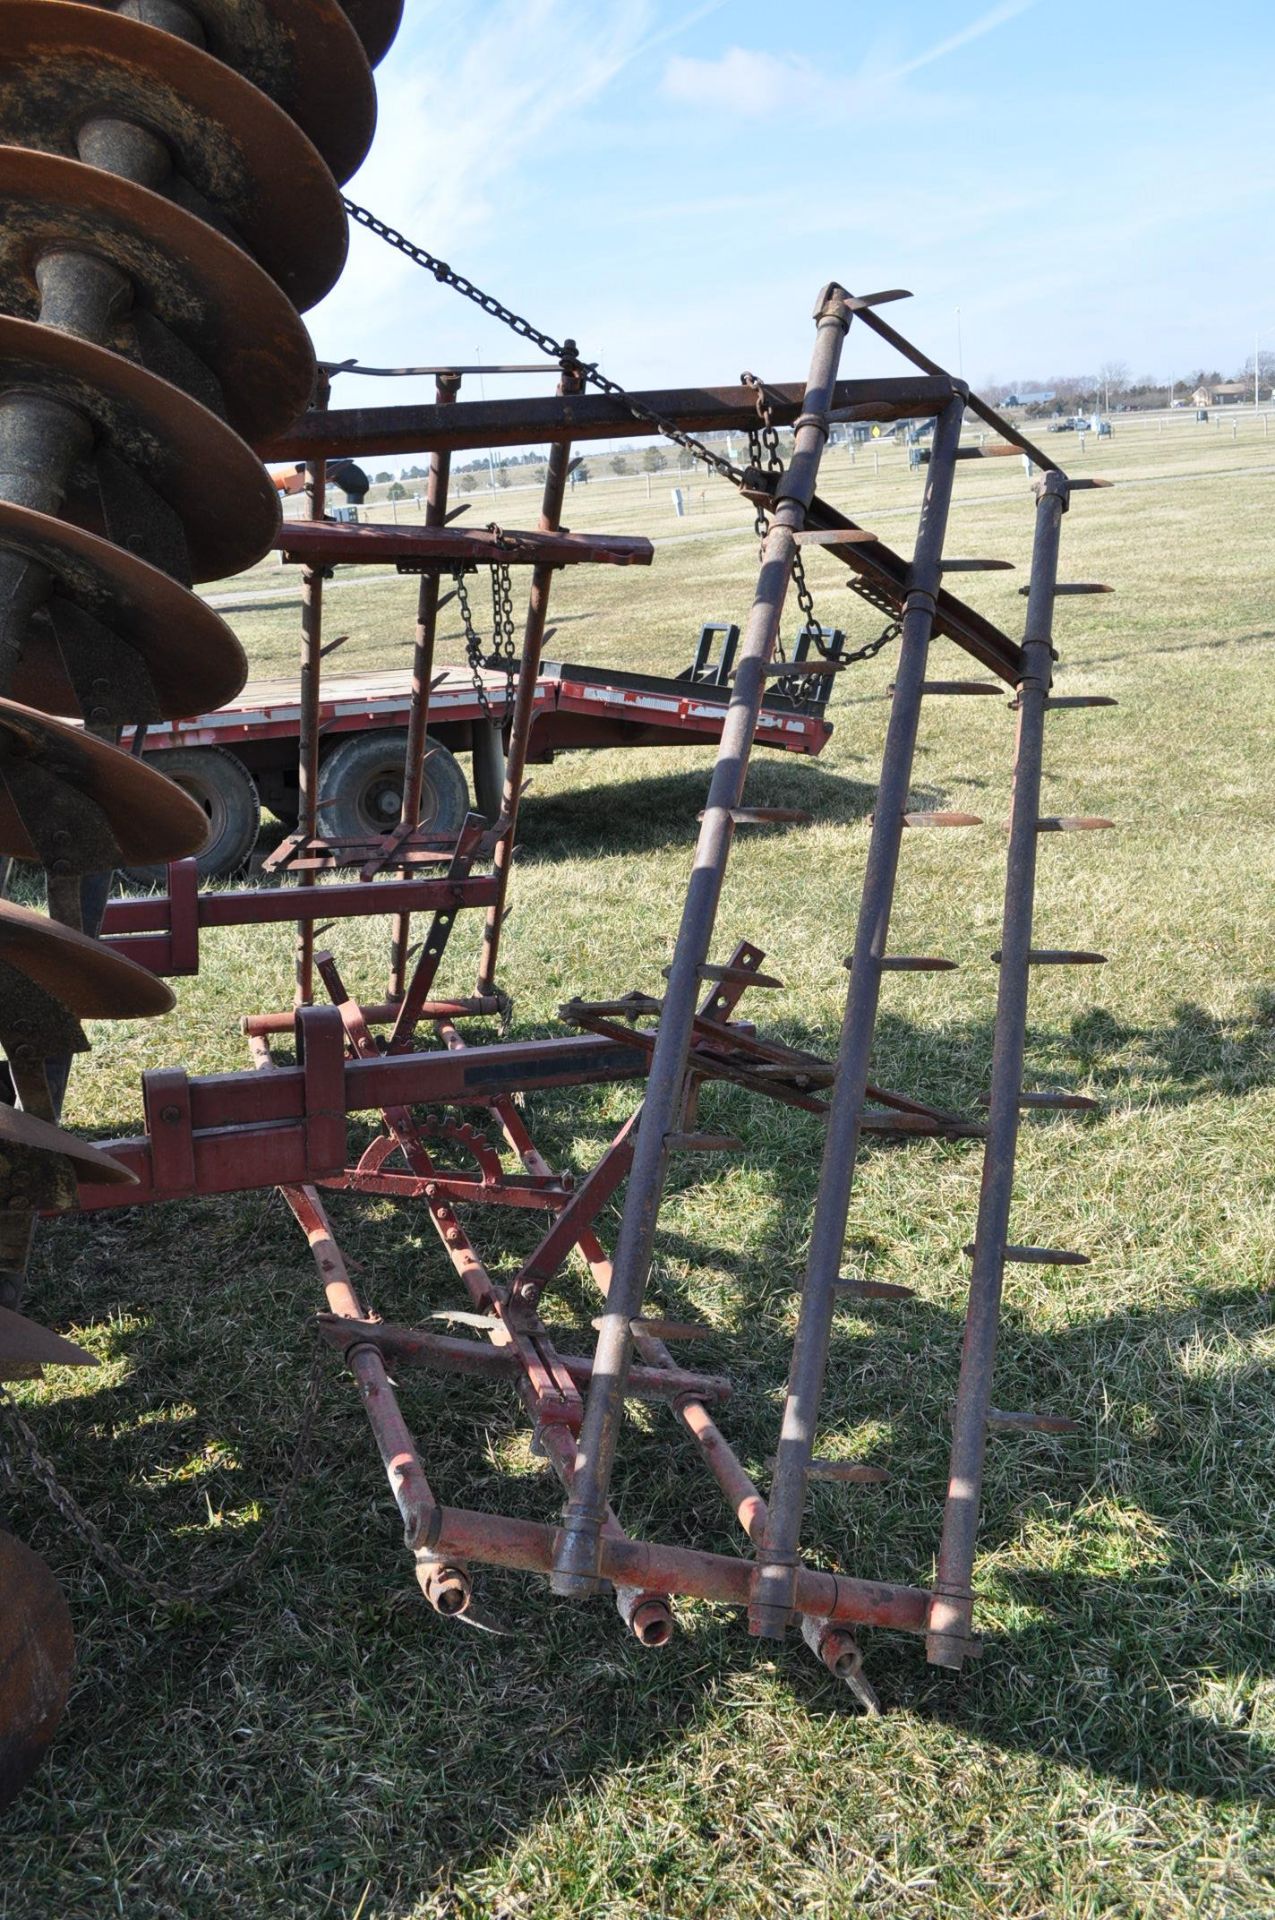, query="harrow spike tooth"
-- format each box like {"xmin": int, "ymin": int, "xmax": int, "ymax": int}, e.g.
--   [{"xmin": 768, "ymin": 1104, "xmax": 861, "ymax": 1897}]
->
[
  {"xmin": 589, "ymin": 1317, "xmax": 715, "ymax": 1343},
  {"xmin": 875, "ymin": 955, "xmax": 959, "ymax": 972},
  {"xmin": 1019, "ymin": 582, "xmax": 1114, "ymax": 595},
  {"xmin": 1043, "ymin": 695, "xmax": 1118, "ymax": 709},
  {"xmin": 443, "ymin": 504, "xmax": 470, "ymax": 523},
  {"xmin": 897, "ymin": 811, "xmax": 983, "ymax": 828},
  {"xmin": 962, "ymin": 1242, "xmax": 1091, "ymax": 1266},
  {"xmin": 806, "ymin": 1460, "xmax": 891, "ymax": 1485},
  {"xmin": 833, "ymin": 1278, "xmax": 915, "ymax": 1301},
  {"xmin": 696, "ymin": 806, "xmax": 812, "ymax": 827},
  {"xmin": 1034, "ymin": 816, "xmax": 1115, "ymax": 832},
  {"xmin": 936, "ymin": 559, "xmax": 1016, "ymax": 572},
  {"xmin": 985, "ymin": 1407, "xmax": 1082, "ymax": 1435},
  {"xmin": 840, "ymin": 288, "xmax": 911, "ymax": 313},
  {"xmin": 978, "ymin": 1090, "xmax": 1101, "ymax": 1112},
  {"xmin": 990, "ymin": 948, "xmax": 1107, "ymax": 965},
  {"xmin": 451, "ymin": 1605, "xmax": 515, "ymax": 1636},
  {"xmin": 670, "ymin": 962, "xmax": 784, "ymax": 990},
  {"xmin": 662, "ymin": 1131, "xmax": 744, "ymax": 1152},
  {"xmin": 792, "ymin": 528, "xmax": 879, "ymax": 546},
  {"xmin": 760, "ymin": 658, "xmax": 846, "ymax": 677},
  {"xmin": 907, "ymin": 679, "xmax": 1004, "ymax": 694}
]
